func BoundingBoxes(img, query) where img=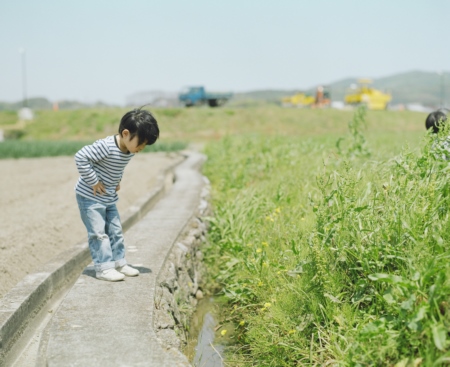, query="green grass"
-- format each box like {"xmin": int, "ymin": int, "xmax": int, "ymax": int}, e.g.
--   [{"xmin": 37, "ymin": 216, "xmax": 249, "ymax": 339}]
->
[
  {"xmin": 0, "ymin": 106, "xmax": 427, "ymax": 142},
  {"xmin": 200, "ymin": 108, "xmax": 450, "ymax": 366},
  {"xmin": 0, "ymin": 140, "xmax": 187, "ymax": 159},
  {"xmin": 0, "ymin": 108, "xmax": 189, "ymax": 158},
  {"xmin": 0, "ymin": 110, "xmax": 19, "ymax": 125}
]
